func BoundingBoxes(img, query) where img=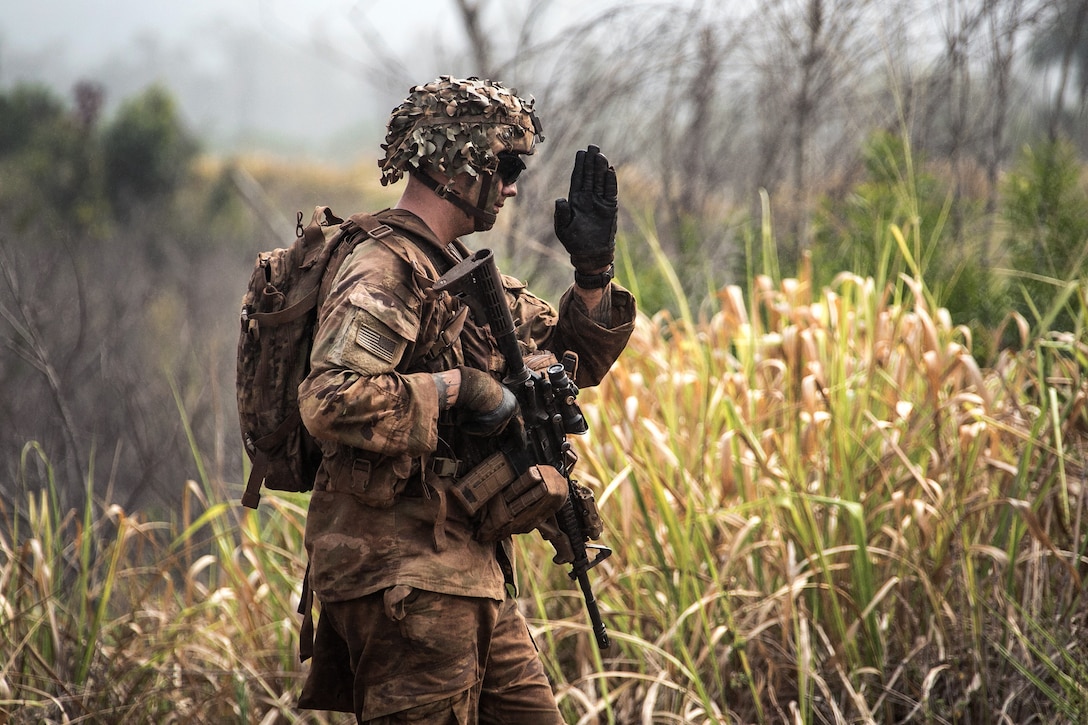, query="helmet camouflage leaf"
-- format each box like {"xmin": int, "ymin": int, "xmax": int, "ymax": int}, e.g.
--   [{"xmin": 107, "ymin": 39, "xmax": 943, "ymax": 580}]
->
[{"xmin": 379, "ymin": 75, "xmax": 543, "ymax": 186}]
